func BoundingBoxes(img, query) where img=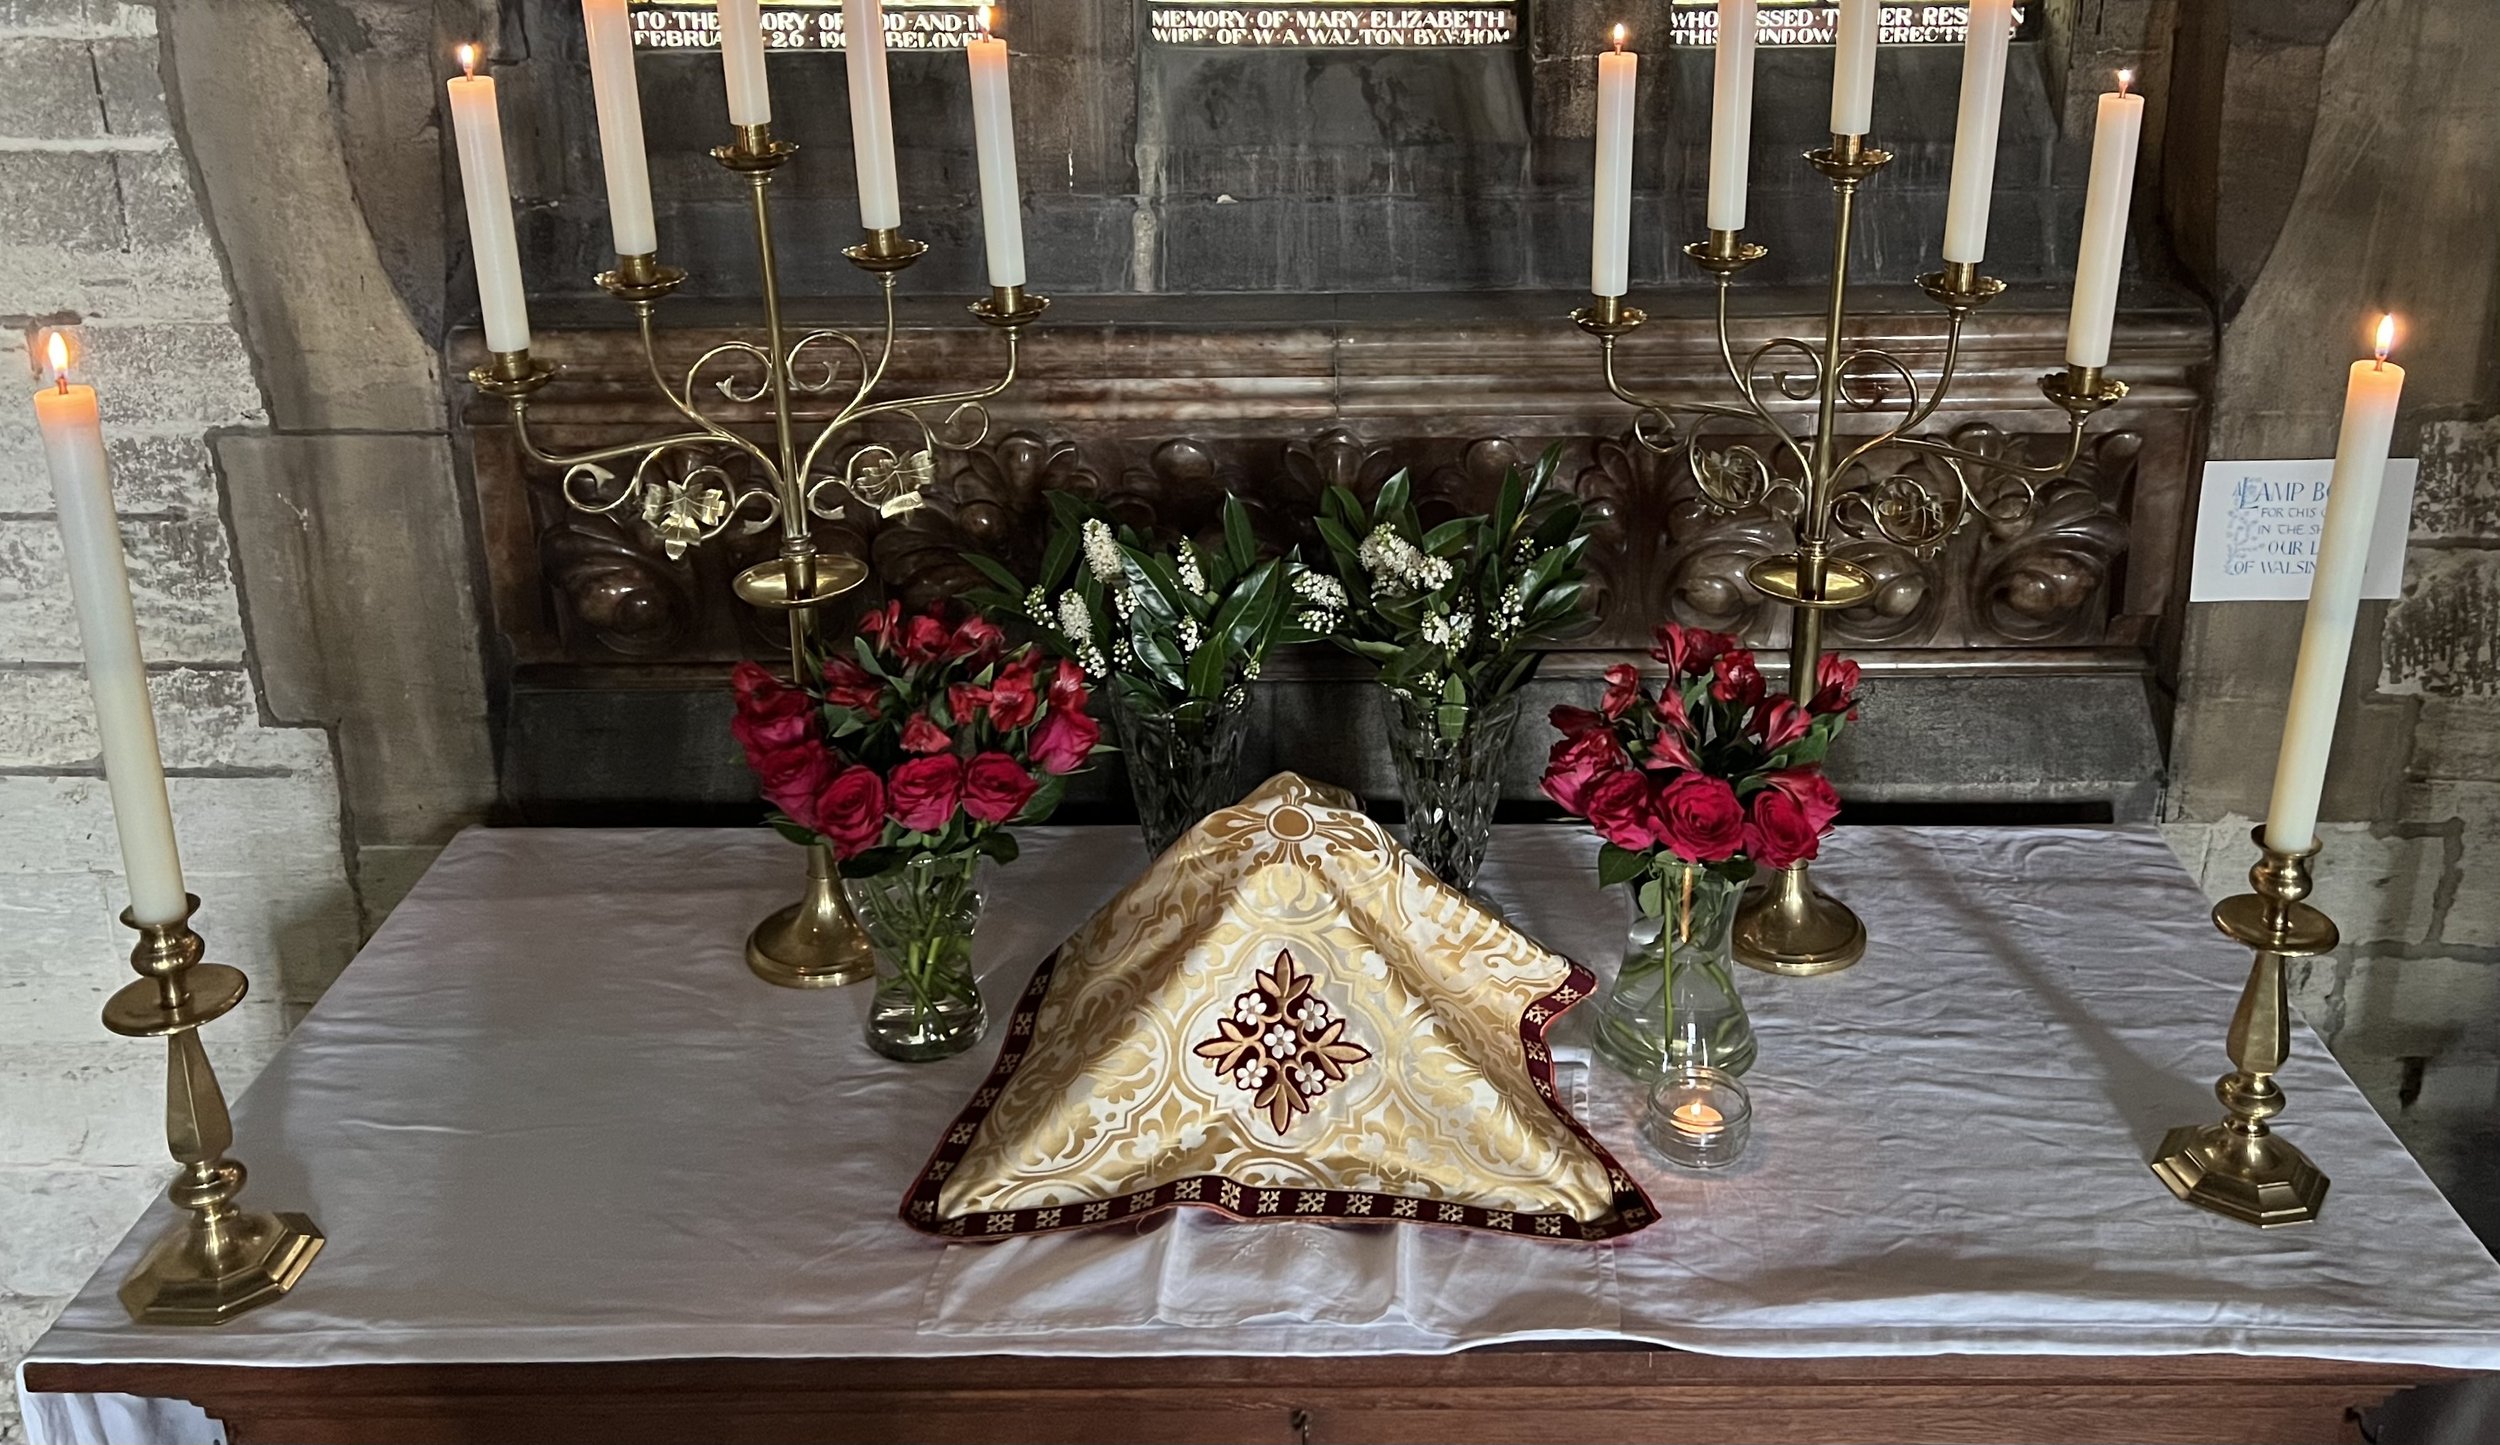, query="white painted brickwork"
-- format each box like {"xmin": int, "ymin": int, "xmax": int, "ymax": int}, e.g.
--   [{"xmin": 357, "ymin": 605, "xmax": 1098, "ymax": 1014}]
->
[{"xmin": 0, "ymin": 3, "xmax": 353, "ymax": 1438}]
